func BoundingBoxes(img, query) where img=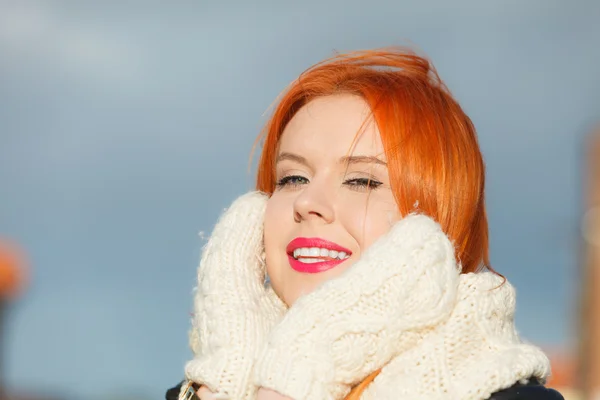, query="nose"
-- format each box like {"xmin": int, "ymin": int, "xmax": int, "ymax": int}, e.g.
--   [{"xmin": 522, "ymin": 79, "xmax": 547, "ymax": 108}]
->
[{"xmin": 293, "ymin": 182, "xmax": 335, "ymax": 224}]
